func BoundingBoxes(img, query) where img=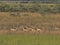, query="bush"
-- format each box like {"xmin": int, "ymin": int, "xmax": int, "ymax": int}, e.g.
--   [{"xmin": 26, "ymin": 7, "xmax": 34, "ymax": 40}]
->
[{"xmin": 0, "ymin": 2, "xmax": 60, "ymax": 14}]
